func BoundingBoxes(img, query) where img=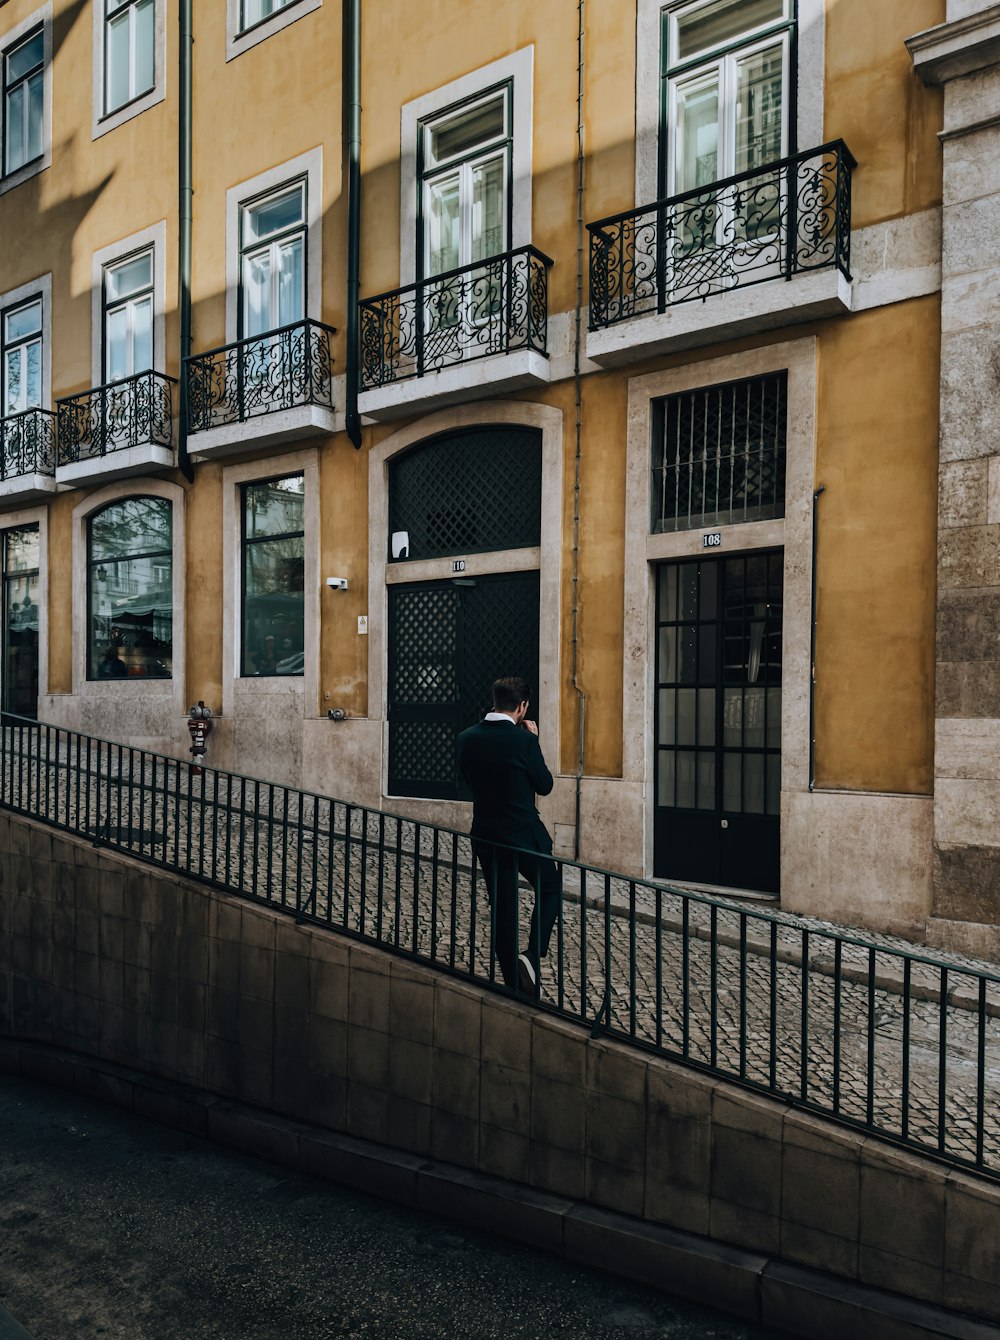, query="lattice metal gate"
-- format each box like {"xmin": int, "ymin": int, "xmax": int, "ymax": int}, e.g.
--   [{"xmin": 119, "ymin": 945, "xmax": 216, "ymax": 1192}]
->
[{"xmin": 387, "ymin": 570, "xmax": 540, "ymax": 799}]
